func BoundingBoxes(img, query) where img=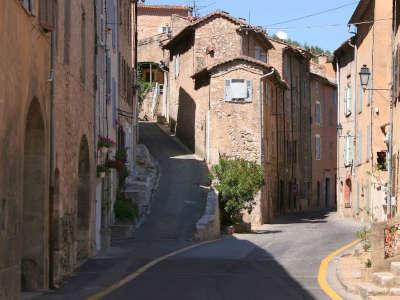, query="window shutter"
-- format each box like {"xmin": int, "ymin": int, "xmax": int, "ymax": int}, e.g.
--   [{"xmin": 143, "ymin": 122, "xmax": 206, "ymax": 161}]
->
[
  {"xmin": 358, "ymin": 131, "xmax": 362, "ymax": 164},
  {"xmin": 367, "ymin": 125, "xmax": 371, "ymax": 160},
  {"xmin": 112, "ymin": 78, "xmax": 117, "ymax": 125},
  {"xmin": 246, "ymin": 80, "xmax": 252, "ymax": 101},
  {"xmin": 344, "ymin": 136, "xmax": 349, "ymax": 165},
  {"xmin": 349, "ymin": 135, "xmax": 354, "ymax": 164},
  {"xmin": 347, "ymin": 86, "xmax": 353, "ymax": 115},
  {"xmin": 359, "ymin": 84, "xmax": 363, "ymax": 113},
  {"xmin": 225, "ymin": 80, "xmax": 232, "ymax": 101}
]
